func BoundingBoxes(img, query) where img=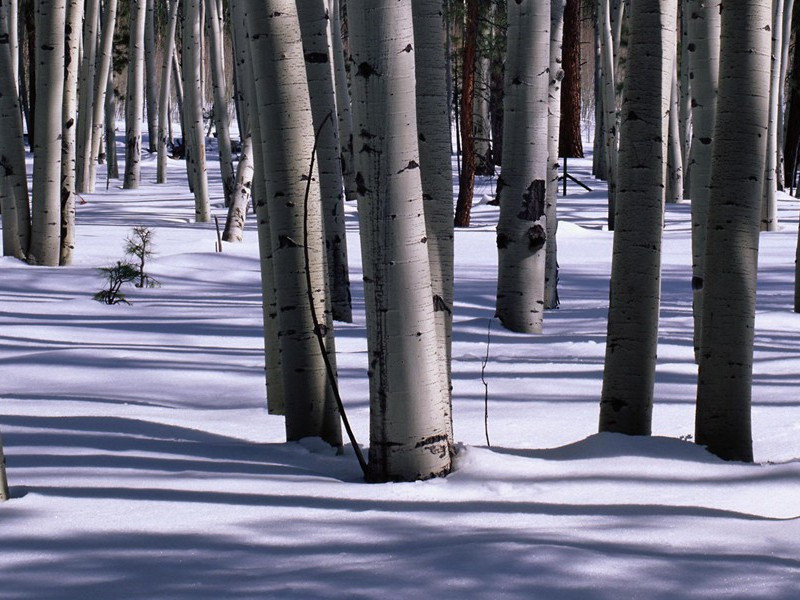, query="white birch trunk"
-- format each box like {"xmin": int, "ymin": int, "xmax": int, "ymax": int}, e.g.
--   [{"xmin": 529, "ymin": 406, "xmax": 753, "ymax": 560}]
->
[
  {"xmin": 761, "ymin": 0, "xmax": 784, "ymax": 231},
  {"xmin": 75, "ymin": 0, "xmax": 99, "ymax": 193},
  {"xmin": 222, "ymin": 134, "xmax": 253, "ymax": 243},
  {"xmin": 777, "ymin": 0, "xmax": 795, "ymax": 187},
  {"xmin": 592, "ymin": 8, "xmax": 607, "ymax": 179},
  {"xmin": 297, "ymin": 0, "xmax": 352, "ymax": 323},
  {"xmin": 182, "ymin": 0, "xmax": 211, "ymax": 222},
  {"xmin": 144, "ymin": 0, "xmax": 157, "ymax": 153},
  {"xmin": 85, "ymin": 0, "xmax": 119, "ymax": 192},
  {"xmin": 328, "ymin": 0, "xmax": 357, "ymax": 202},
  {"xmin": 247, "ymin": 0, "xmax": 341, "ymax": 445},
  {"xmin": 495, "ymin": 0, "xmax": 550, "ymax": 334},
  {"xmin": 687, "ymin": 0, "xmax": 721, "ymax": 358},
  {"xmin": 6, "ymin": 0, "xmax": 16, "ymax": 88},
  {"xmin": 599, "ymin": 0, "xmax": 676, "ymax": 435},
  {"xmin": 59, "ymin": 0, "xmax": 84, "ymax": 265},
  {"xmin": 545, "ymin": 0, "xmax": 565, "ymax": 310},
  {"xmin": 123, "ymin": 0, "xmax": 147, "ymax": 189},
  {"xmin": 204, "ymin": 0, "xmax": 235, "ymax": 206},
  {"xmin": 349, "ymin": 0, "xmax": 452, "ymax": 481},
  {"xmin": 232, "ymin": 0, "xmax": 284, "ymax": 414},
  {"xmin": 666, "ymin": 52, "xmax": 684, "ymax": 204},
  {"xmin": 599, "ymin": 0, "xmax": 618, "ymax": 229},
  {"xmin": 0, "ymin": 0, "xmax": 30, "ymax": 259},
  {"xmin": 29, "ymin": 0, "xmax": 66, "ymax": 266},
  {"xmin": 156, "ymin": 0, "xmax": 179, "ymax": 184},
  {"xmin": 105, "ymin": 71, "xmax": 118, "ymax": 179},
  {"xmin": 695, "ymin": 0, "xmax": 772, "ymax": 462},
  {"xmin": 679, "ymin": 1, "xmax": 692, "ymax": 197}
]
